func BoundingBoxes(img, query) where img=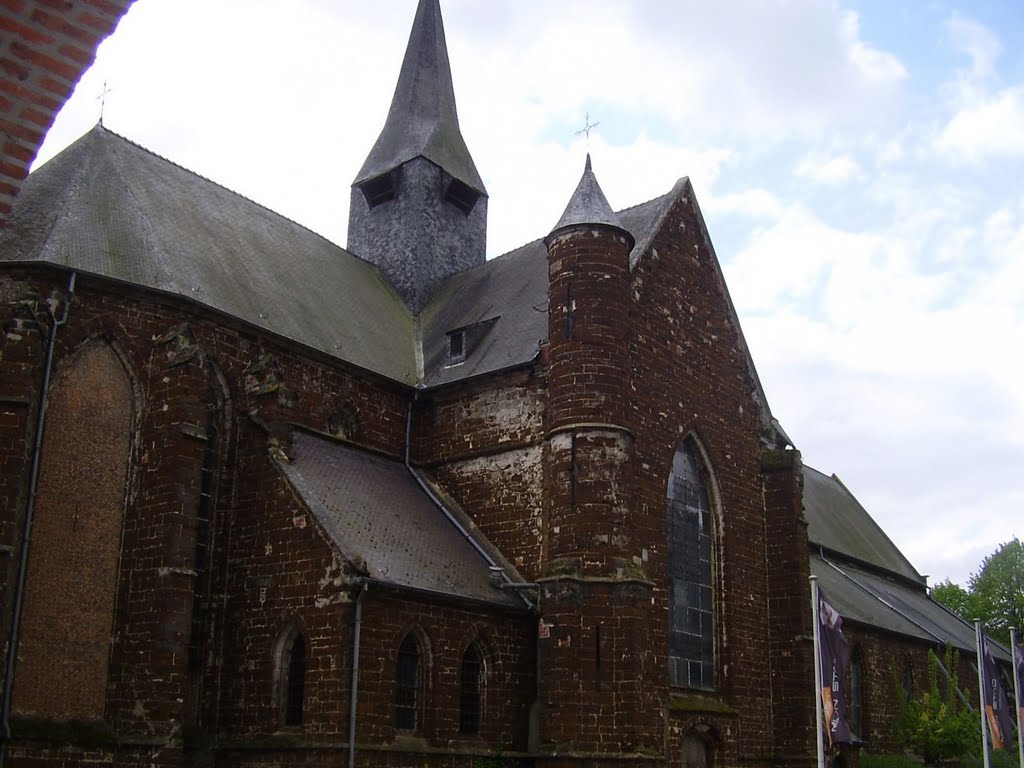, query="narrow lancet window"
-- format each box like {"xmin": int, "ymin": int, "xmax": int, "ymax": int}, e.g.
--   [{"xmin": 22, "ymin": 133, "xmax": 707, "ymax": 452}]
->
[
  {"xmin": 667, "ymin": 439, "xmax": 715, "ymax": 689},
  {"xmin": 459, "ymin": 644, "xmax": 482, "ymax": 734},
  {"xmin": 395, "ymin": 633, "xmax": 420, "ymax": 731},
  {"xmin": 284, "ymin": 633, "xmax": 305, "ymax": 726}
]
